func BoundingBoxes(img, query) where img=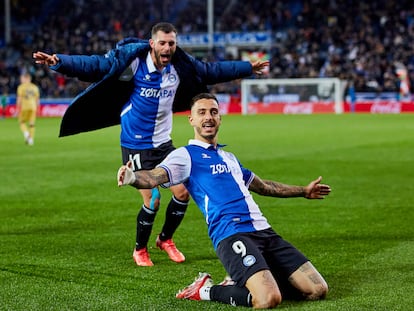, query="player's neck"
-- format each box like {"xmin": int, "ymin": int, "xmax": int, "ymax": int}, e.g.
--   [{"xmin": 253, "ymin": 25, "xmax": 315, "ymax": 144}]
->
[{"xmin": 195, "ymin": 136, "xmax": 217, "ymax": 147}]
